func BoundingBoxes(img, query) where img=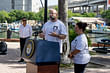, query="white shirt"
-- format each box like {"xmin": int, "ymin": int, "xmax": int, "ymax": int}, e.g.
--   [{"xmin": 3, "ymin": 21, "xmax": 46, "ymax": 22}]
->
[
  {"xmin": 19, "ymin": 24, "xmax": 32, "ymax": 38},
  {"xmin": 71, "ymin": 34, "xmax": 91, "ymax": 64},
  {"xmin": 42, "ymin": 20, "xmax": 67, "ymax": 53}
]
